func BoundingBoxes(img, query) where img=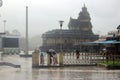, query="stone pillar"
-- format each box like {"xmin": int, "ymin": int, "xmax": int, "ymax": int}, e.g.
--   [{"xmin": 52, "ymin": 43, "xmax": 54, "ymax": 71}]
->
[
  {"xmin": 47, "ymin": 53, "xmax": 50, "ymax": 66},
  {"xmin": 32, "ymin": 50, "xmax": 39, "ymax": 67},
  {"xmin": 59, "ymin": 52, "xmax": 63, "ymax": 66}
]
